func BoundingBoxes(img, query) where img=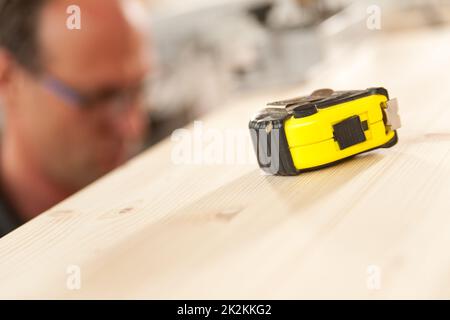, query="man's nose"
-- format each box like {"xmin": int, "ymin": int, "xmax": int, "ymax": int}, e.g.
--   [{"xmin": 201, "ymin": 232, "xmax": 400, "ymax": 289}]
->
[{"xmin": 110, "ymin": 106, "xmax": 146, "ymax": 140}]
